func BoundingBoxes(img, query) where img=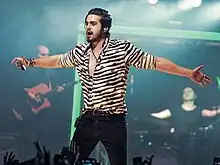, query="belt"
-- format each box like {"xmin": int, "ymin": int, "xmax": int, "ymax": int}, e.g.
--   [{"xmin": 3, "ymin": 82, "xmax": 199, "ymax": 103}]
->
[{"xmin": 81, "ymin": 111, "xmax": 126, "ymax": 120}]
